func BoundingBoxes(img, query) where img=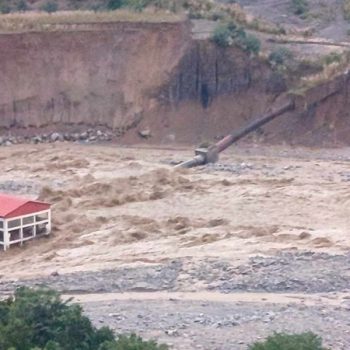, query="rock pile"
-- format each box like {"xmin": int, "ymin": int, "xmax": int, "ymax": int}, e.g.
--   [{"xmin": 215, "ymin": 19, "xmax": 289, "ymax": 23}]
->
[{"xmin": 0, "ymin": 129, "xmax": 114, "ymax": 146}]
